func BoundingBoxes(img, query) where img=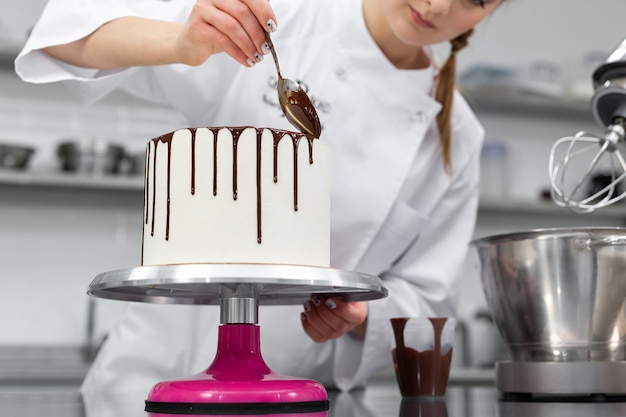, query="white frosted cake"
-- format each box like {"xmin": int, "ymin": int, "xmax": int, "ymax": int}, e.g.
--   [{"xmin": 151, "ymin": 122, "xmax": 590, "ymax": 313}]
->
[{"xmin": 141, "ymin": 127, "xmax": 330, "ymax": 267}]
